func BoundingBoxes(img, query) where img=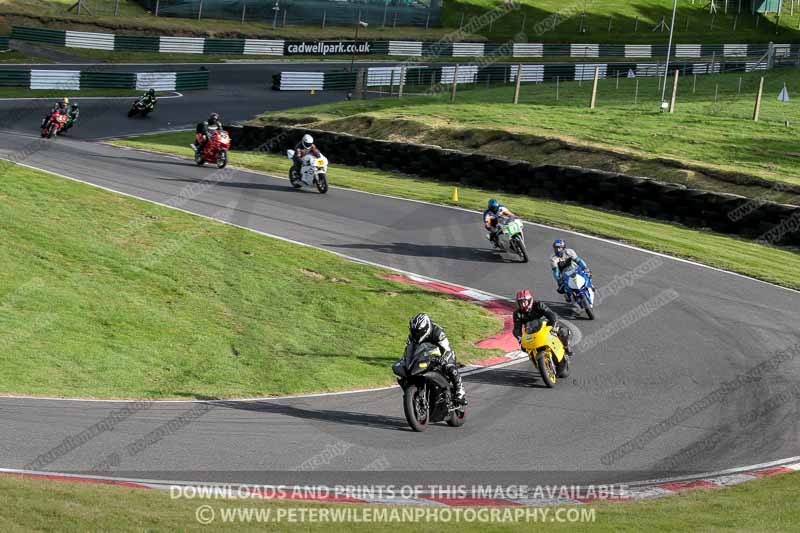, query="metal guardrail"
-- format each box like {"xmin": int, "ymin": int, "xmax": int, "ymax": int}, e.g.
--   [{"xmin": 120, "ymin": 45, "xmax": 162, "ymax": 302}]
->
[
  {"xmin": 10, "ymin": 27, "xmax": 797, "ymax": 60},
  {"xmin": 0, "ymin": 68, "xmax": 208, "ymax": 91},
  {"xmin": 273, "ymin": 59, "xmax": 775, "ymax": 92},
  {"xmin": 0, "ymin": 37, "xmax": 9, "ymax": 51}
]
